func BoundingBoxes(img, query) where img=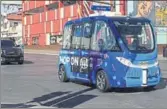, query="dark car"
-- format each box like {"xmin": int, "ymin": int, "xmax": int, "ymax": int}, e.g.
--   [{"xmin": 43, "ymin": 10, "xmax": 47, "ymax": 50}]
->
[{"xmin": 1, "ymin": 39, "xmax": 24, "ymax": 64}]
